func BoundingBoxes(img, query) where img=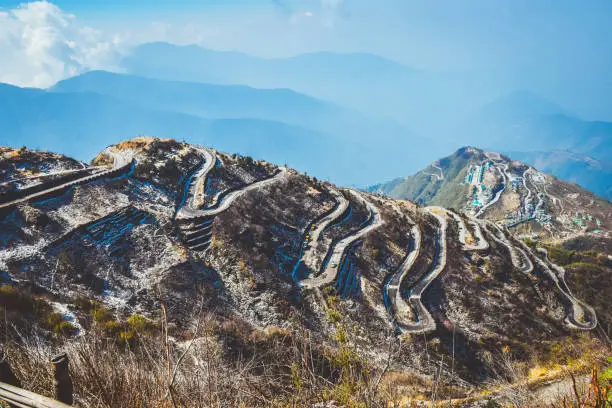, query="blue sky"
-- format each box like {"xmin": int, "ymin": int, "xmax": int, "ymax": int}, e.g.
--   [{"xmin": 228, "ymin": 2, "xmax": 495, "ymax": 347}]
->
[
  {"xmin": 2, "ymin": 0, "xmax": 611, "ymax": 68},
  {"xmin": 0, "ymin": 0, "xmax": 611, "ymax": 118}
]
